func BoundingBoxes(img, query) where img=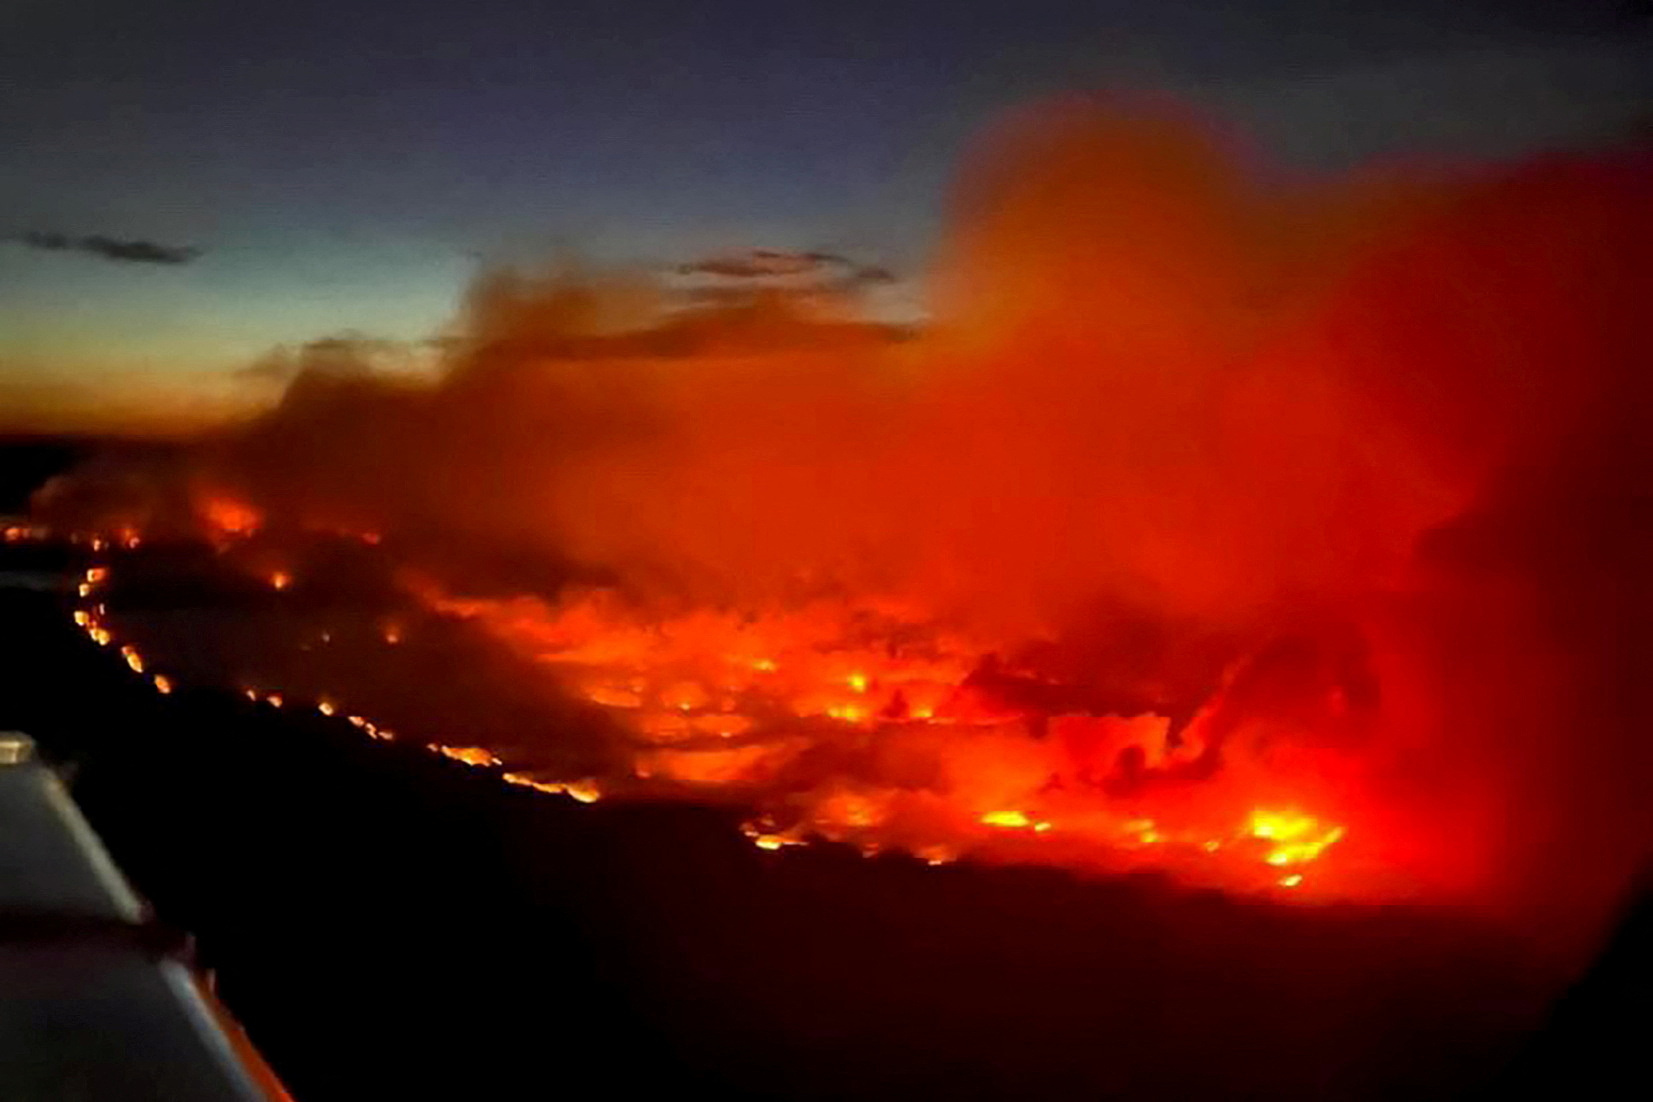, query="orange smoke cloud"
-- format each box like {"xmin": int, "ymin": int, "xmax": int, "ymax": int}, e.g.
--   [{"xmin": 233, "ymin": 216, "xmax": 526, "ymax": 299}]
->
[{"xmin": 42, "ymin": 95, "xmax": 1652, "ymax": 957}]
